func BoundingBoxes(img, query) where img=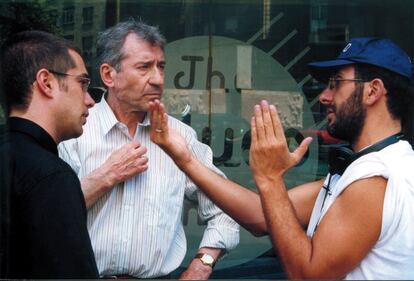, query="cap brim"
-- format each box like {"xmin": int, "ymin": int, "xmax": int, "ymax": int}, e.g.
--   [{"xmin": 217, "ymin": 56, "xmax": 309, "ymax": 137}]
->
[{"xmin": 308, "ymin": 59, "xmax": 355, "ymax": 83}]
